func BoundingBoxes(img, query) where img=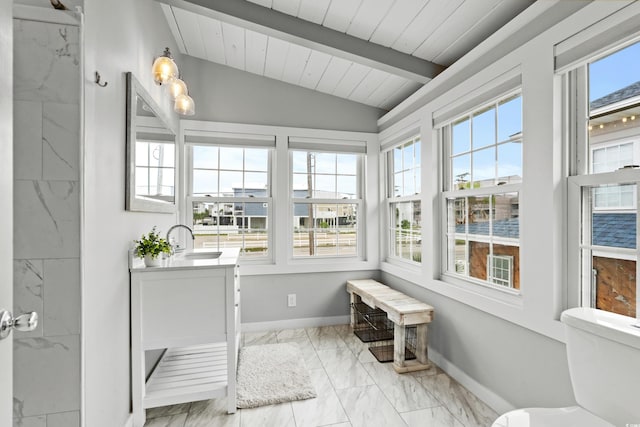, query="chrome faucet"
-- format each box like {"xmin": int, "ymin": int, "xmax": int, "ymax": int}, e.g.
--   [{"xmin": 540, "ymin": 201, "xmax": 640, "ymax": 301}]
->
[{"xmin": 166, "ymin": 224, "xmax": 195, "ymax": 255}]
